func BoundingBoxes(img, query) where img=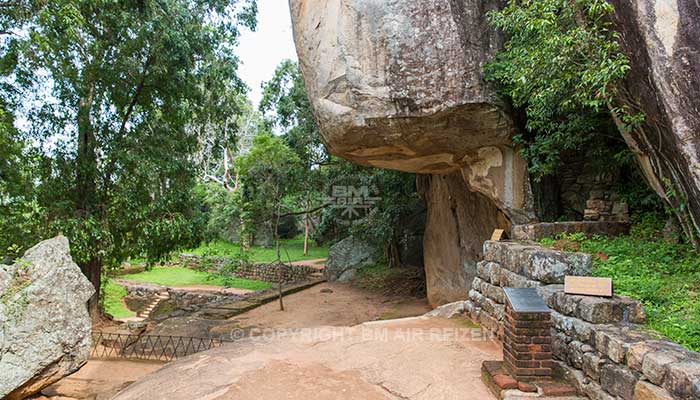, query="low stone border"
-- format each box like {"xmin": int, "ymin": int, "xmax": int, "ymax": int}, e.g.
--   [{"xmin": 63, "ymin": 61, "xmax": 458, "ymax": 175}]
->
[{"xmin": 512, "ymin": 221, "xmax": 630, "ymax": 241}]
